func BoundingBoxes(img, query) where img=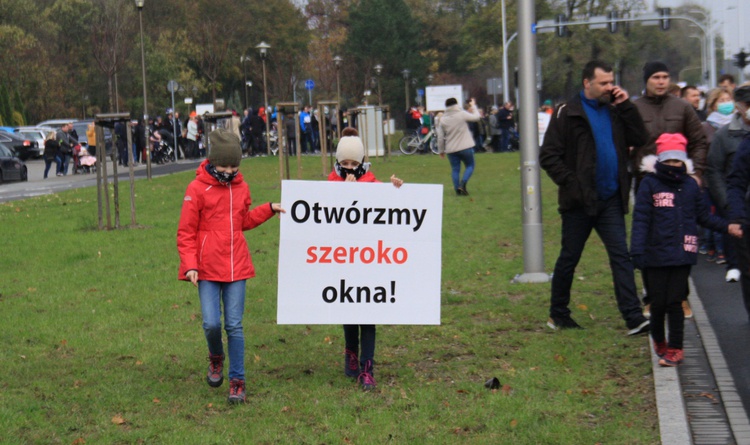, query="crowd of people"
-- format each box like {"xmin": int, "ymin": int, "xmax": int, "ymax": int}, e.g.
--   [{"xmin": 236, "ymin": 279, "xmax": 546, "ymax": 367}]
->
[{"xmin": 539, "ymin": 59, "xmax": 750, "ymax": 369}]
